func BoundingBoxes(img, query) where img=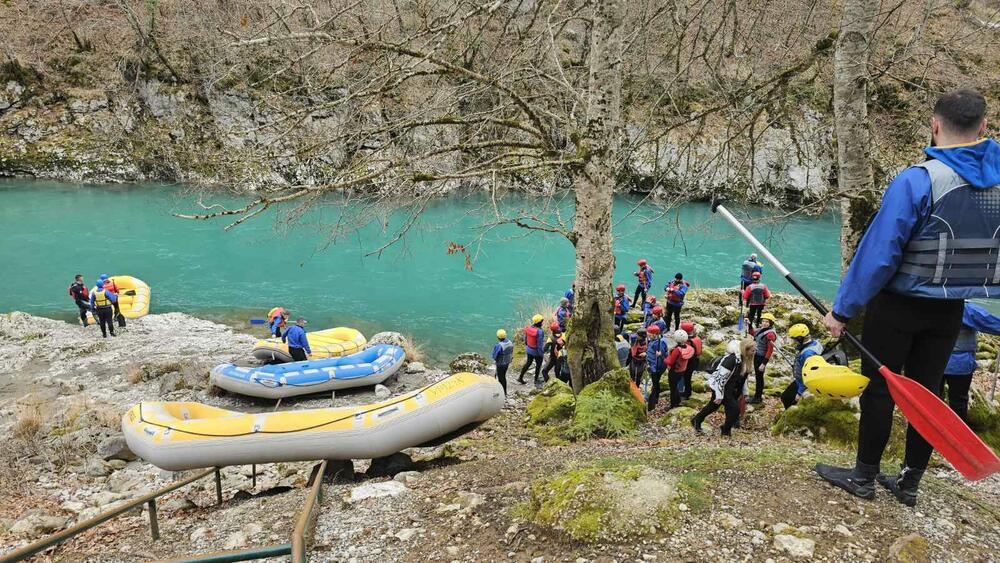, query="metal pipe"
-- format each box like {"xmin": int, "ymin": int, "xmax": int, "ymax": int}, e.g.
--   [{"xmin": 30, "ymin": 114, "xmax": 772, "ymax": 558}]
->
[
  {"xmin": 148, "ymin": 499, "xmax": 160, "ymax": 541},
  {"xmin": 291, "ymin": 461, "xmax": 328, "ymax": 563},
  {"xmin": 167, "ymin": 543, "xmax": 292, "ymax": 563},
  {"xmin": 0, "ymin": 467, "xmax": 215, "ymax": 563},
  {"xmin": 712, "ymin": 201, "xmax": 792, "ymax": 277},
  {"xmin": 251, "ymin": 464, "xmax": 256, "ymax": 489},
  {"xmin": 215, "ymin": 468, "xmax": 223, "ymax": 505}
]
